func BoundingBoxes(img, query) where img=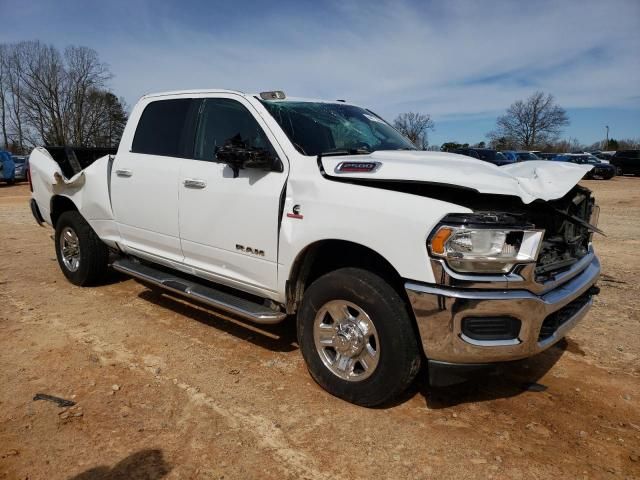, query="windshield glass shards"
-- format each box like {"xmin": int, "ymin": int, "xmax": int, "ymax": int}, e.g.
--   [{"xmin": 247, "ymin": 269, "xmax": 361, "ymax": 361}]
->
[{"xmin": 260, "ymin": 101, "xmax": 416, "ymax": 156}]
